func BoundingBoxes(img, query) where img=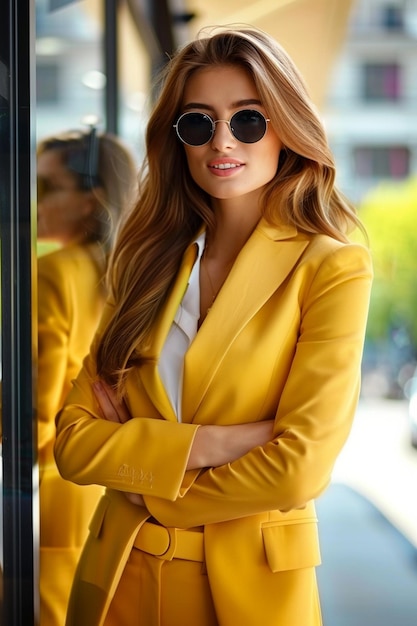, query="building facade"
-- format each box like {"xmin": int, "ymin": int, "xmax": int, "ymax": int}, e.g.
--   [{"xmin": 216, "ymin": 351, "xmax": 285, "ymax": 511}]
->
[{"xmin": 325, "ymin": 0, "xmax": 417, "ymax": 203}]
